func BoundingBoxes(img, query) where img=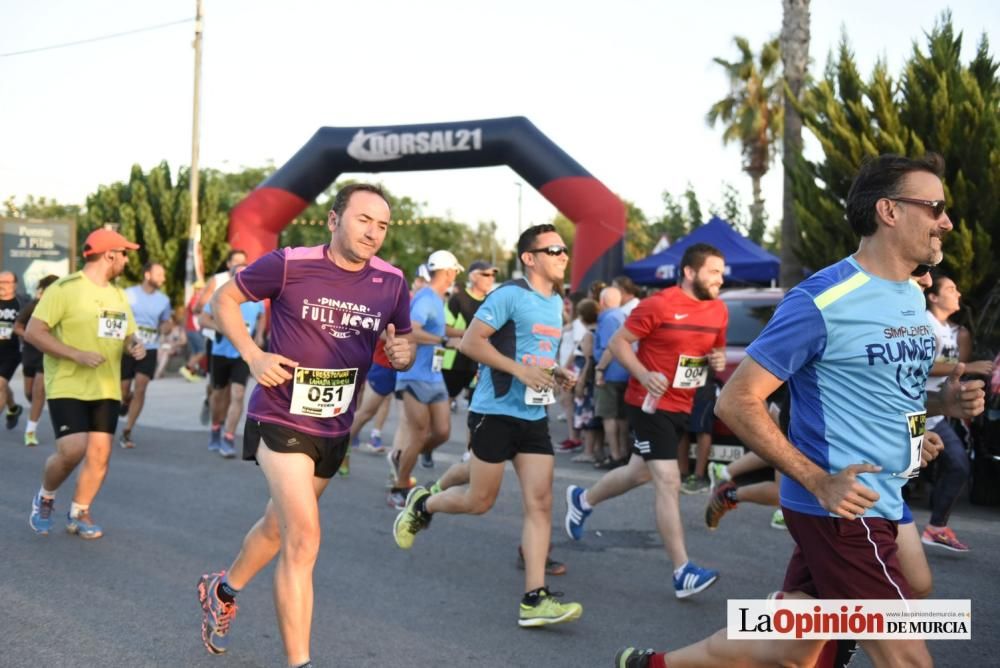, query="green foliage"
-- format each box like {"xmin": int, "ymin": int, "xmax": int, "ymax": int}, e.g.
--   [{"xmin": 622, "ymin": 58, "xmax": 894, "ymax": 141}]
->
[
  {"xmin": 3, "ymin": 195, "xmax": 81, "ymax": 220},
  {"xmin": 793, "ymin": 13, "xmax": 1000, "ymax": 308}
]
